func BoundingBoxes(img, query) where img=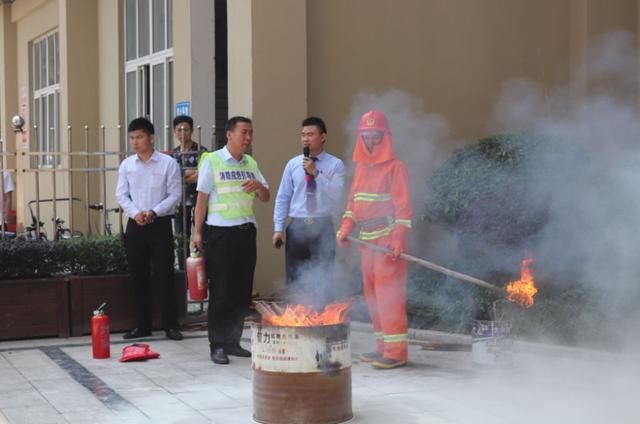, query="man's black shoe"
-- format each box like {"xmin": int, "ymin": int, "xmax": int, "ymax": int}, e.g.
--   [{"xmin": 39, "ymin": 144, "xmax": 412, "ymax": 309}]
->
[
  {"xmin": 225, "ymin": 344, "xmax": 251, "ymax": 357},
  {"xmin": 165, "ymin": 328, "xmax": 183, "ymax": 341},
  {"xmin": 122, "ymin": 328, "xmax": 151, "ymax": 340},
  {"xmin": 211, "ymin": 347, "xmax": 230, "ymax": 364}
]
